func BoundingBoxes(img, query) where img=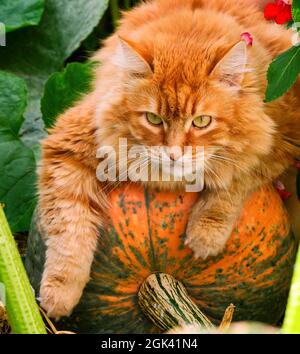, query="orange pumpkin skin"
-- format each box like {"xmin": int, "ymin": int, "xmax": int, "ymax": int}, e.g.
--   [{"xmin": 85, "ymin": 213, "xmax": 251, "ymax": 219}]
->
[{"xmin": 26, "ymin": 184, "xmax": 297, "ymax": 333}]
